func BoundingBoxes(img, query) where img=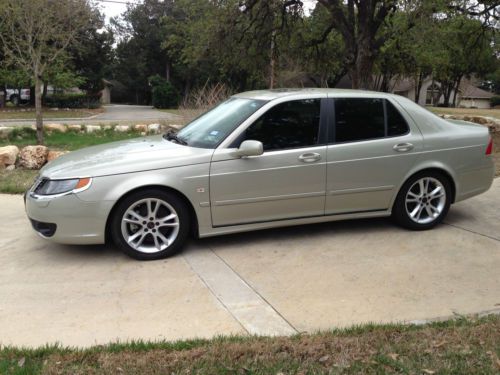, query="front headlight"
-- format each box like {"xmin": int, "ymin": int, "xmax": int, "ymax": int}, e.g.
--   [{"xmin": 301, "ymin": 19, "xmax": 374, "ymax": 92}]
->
[{"xmin": 34, "ymin": 177, "xmax": 92, "ymax": 196}]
